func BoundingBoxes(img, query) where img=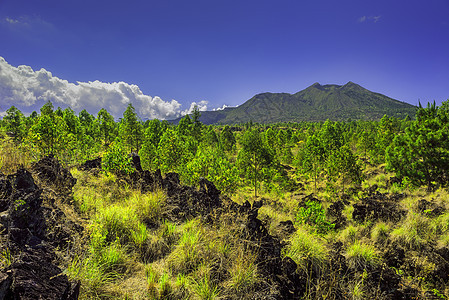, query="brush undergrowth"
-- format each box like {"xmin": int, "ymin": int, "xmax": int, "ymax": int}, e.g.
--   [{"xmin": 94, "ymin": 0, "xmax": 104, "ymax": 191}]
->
[
  {"xmin": 68, "ymin": 169, "xmax": 271, "ymax": 299},
  {"xmin": 68, "ymin": 165, "xmax": 448, "ymax": 299},
  {"xmin": 4, "ymin": 138, "xmax": 447, "ymax": 299}
]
